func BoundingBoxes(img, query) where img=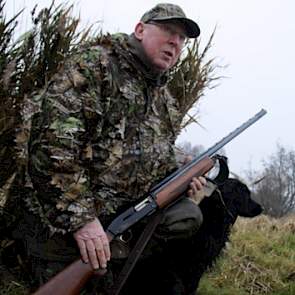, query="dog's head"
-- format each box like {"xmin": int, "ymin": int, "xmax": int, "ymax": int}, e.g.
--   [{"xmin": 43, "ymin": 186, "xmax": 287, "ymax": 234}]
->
[{"xmin": 218, "ymin": 178, "xmax": 263, "ymax": 218}]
